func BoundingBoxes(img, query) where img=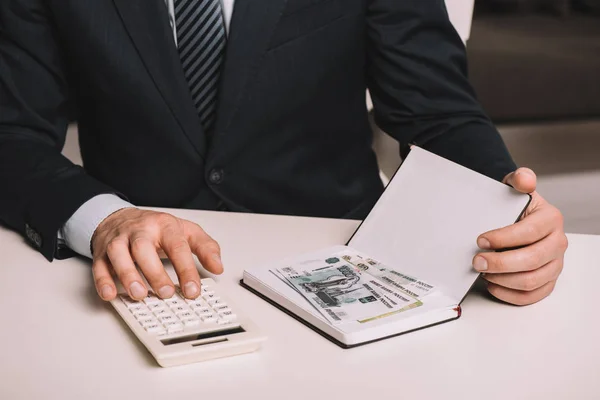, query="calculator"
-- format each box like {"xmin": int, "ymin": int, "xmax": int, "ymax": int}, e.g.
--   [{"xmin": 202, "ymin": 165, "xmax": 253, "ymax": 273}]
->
[{"xmin": 111, "ymin": 278, "xmax": 266, "ymax": 367}]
